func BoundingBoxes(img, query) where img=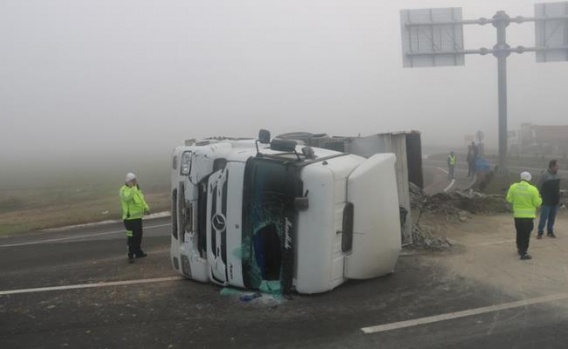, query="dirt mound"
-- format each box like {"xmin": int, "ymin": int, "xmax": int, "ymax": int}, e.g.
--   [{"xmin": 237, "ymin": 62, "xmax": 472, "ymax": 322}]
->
[
  {"xmin": 408, "ymin": 183, "xmax": 510, "ymax": 250},
  {"xmin": 426, "ymin": 192, "xmax": 509, "ymax": 215},
  {"xmin": 411, "ymin": 183, "xmax": 510, "ymax": 217}
]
